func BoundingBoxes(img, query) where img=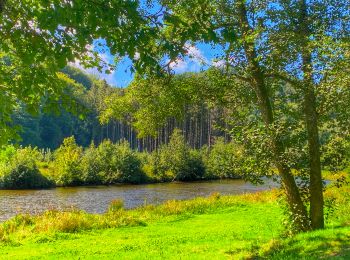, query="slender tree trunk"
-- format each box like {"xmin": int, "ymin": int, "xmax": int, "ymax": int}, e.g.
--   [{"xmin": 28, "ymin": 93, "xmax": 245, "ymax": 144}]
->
[
  {"xmin": 237, "ymin": 0, "xmax": 310, "ymax": 231},
  {"xmin": 303, "ymin": 86, "xmax": 324, "ymax": 229},
  {"xmin": 299, "ymin": 0, "xmax": 324, "ymax": 229},
  {"xmin": 208, "ymin": 108, "xmax": 211, "ymax": 149}
]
